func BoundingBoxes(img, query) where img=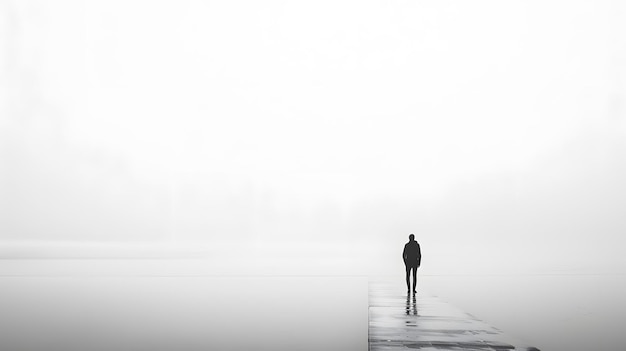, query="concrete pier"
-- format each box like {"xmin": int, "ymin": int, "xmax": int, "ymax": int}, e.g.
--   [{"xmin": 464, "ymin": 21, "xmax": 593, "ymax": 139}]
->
[{"xmin": 369, "ymin": 278, "xmax": 540, "ymax": 351}]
